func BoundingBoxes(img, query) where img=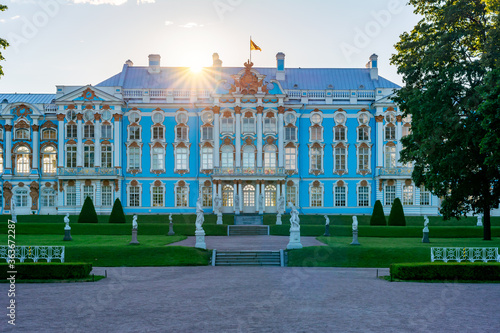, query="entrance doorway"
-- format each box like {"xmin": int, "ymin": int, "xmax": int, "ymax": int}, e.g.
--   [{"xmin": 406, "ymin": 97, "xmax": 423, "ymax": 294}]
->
[{"xmin": 243, "ymin": 184, "xmax": 256, "ymax": 213}]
